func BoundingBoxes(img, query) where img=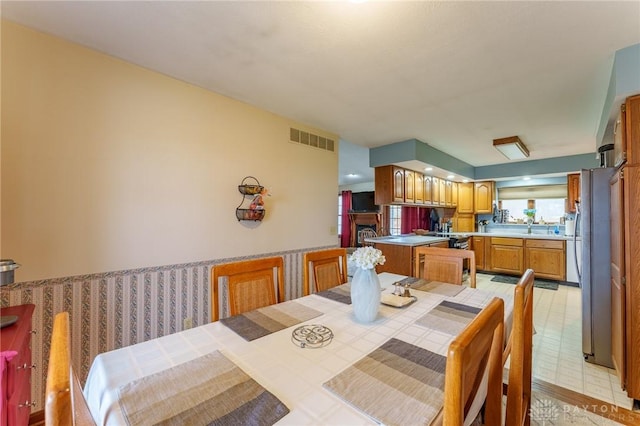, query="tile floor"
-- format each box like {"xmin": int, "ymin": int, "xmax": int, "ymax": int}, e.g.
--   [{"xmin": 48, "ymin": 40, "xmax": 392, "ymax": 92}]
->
[{"xmin": 475, "ymin": 273, "xmax": 634, "ymax": 410}]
